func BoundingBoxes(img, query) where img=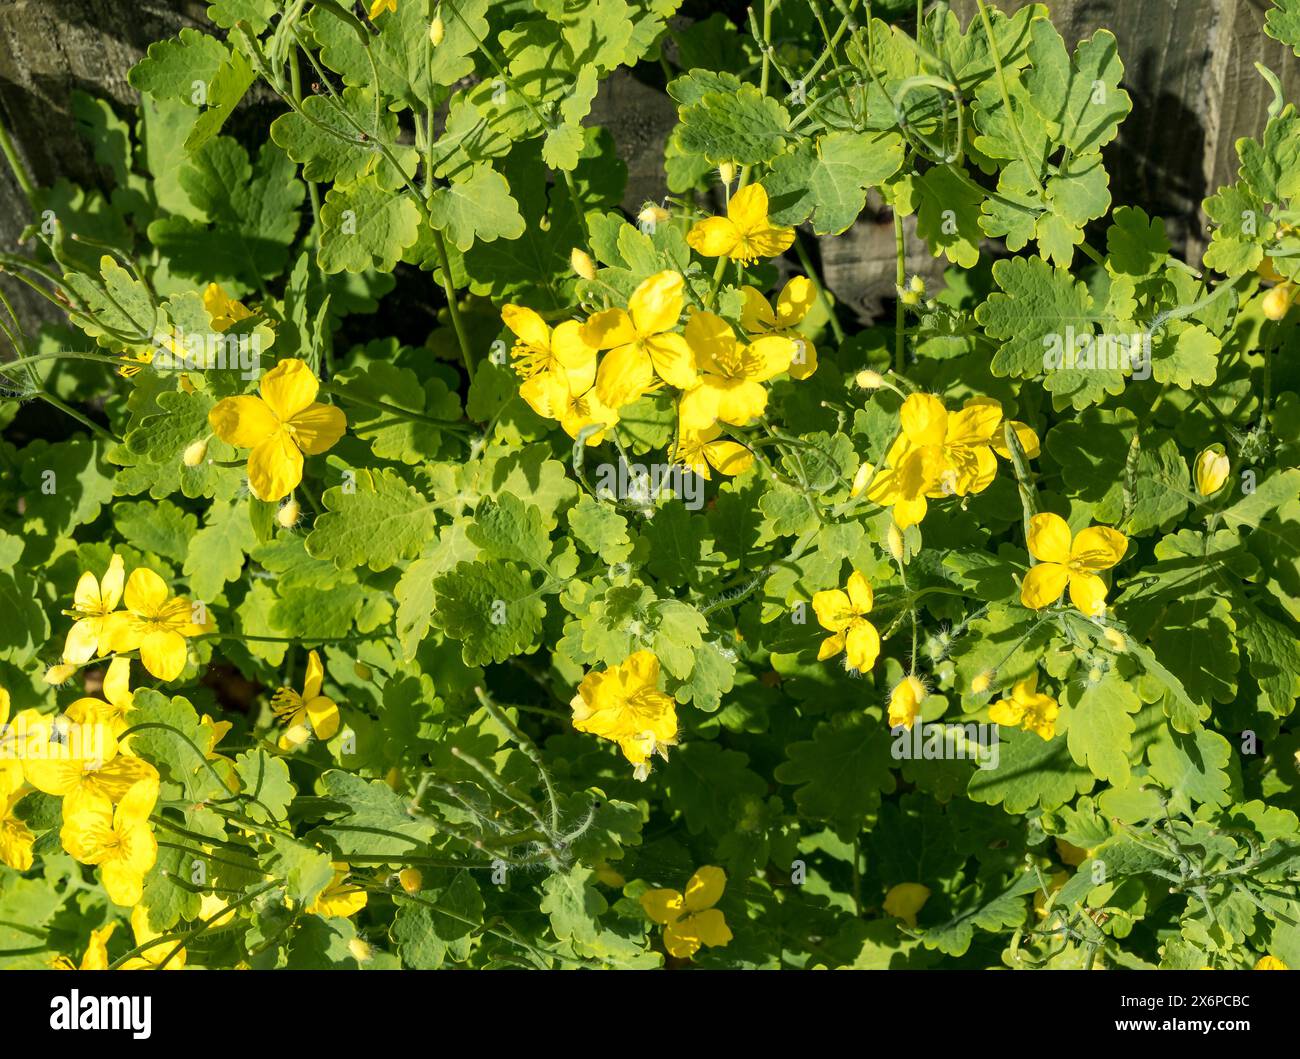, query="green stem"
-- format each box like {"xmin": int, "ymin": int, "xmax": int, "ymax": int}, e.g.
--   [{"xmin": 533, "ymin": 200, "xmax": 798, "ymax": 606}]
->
[
  {"xmin": 975, "ymin": 0, "xmax": 1045, "ymax": 195},
  {"xmin": 0, "ymin": 110, "xmax": 37, "ymax": 206},
  {"xmin": 792, "ymin": 232, "xmax": 845, "ymax": 343},
  {"xmin": 432, "ymin": 229, "xmax": 476, "ymax": 378},
  {"xmin": 893, "ymin": 209, "xmax": 907, "ymax": 373}
]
